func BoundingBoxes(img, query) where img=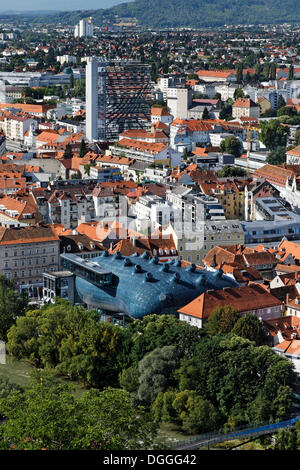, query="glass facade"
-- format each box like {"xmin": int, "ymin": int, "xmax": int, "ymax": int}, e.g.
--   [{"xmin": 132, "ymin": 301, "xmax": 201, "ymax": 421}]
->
[
  {"xmin": 96, "ymin": 60, "xmax": 152, "ymax": 140},
  {"xmin": 61, "ymin": 255, "xmax": 112, "ymax": 287}
]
